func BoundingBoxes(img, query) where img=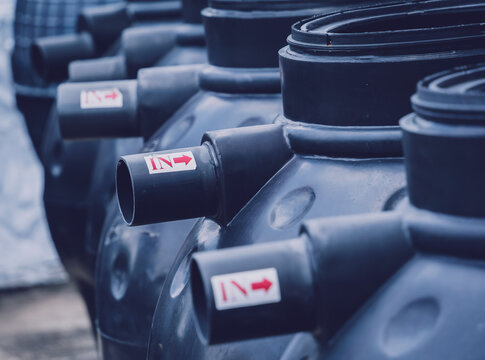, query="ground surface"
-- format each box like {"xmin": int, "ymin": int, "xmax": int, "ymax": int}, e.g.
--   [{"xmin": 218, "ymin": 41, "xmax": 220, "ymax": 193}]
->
[{"xmin": 0, "ymin": 284, "xmax": 97, "ymax": 360}]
